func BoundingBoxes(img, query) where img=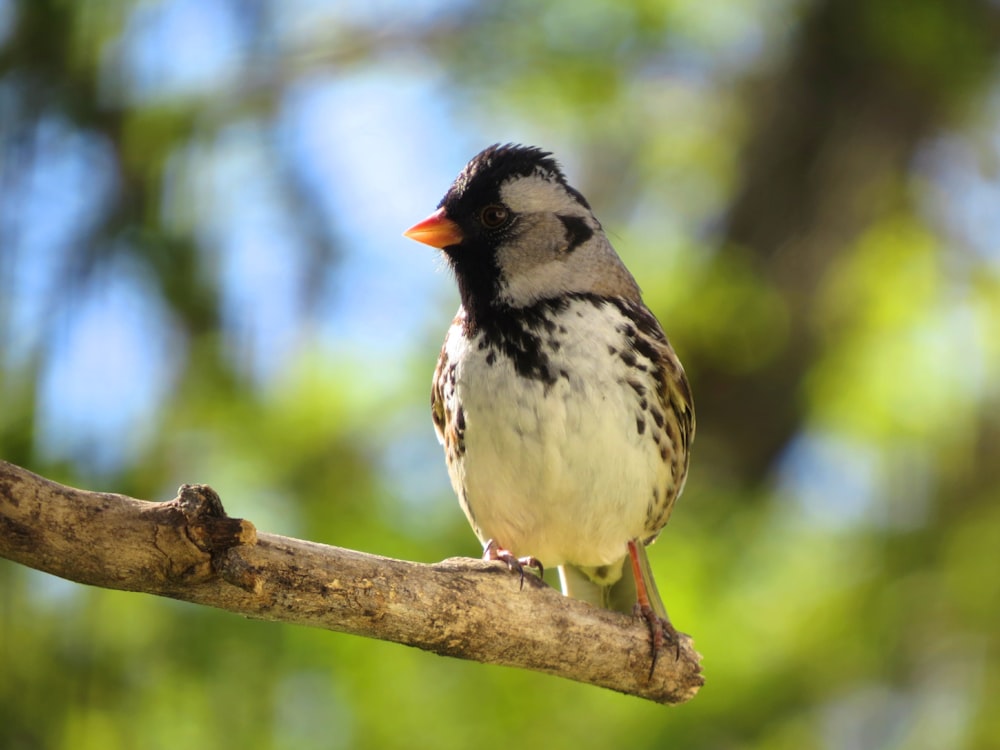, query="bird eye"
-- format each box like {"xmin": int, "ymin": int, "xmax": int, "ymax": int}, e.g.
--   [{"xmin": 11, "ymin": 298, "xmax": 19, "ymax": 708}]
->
[{"xmin": 479, "ymin": 204, "xmax": 509, "ymax": 229}]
